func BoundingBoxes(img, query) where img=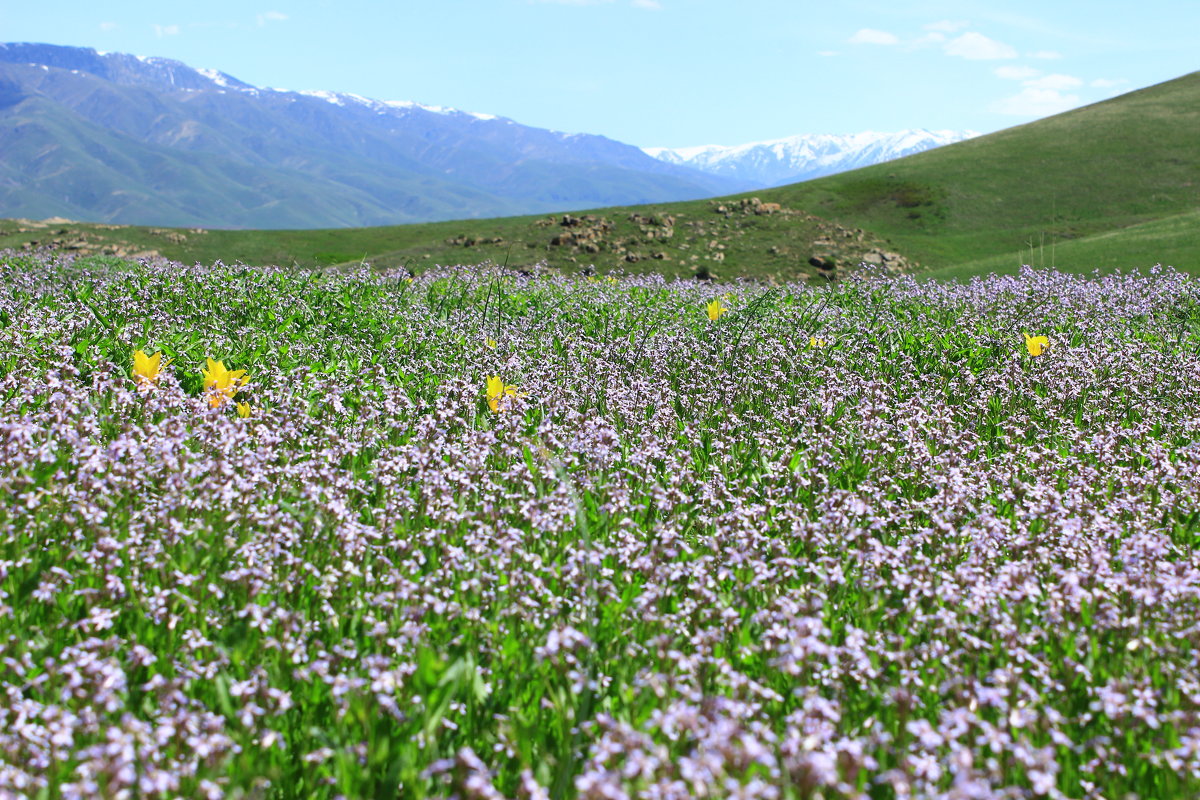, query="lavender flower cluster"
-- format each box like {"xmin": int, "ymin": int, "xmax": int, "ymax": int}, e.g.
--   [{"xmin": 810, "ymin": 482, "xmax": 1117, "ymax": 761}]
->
[{"xmin": 1, "ymin": 254, "xmax": 1198, "ymax": 799}]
